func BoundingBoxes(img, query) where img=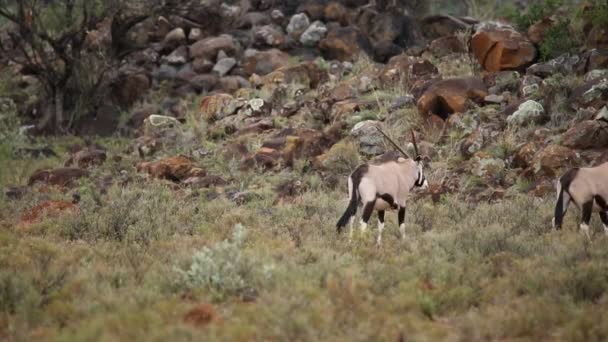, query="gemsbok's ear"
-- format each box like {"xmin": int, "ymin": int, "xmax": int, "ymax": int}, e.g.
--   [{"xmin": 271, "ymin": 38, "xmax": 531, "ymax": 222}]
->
[{"xmin": 415, "ymin": 155, "xmax": 422, "ymax": 163}]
